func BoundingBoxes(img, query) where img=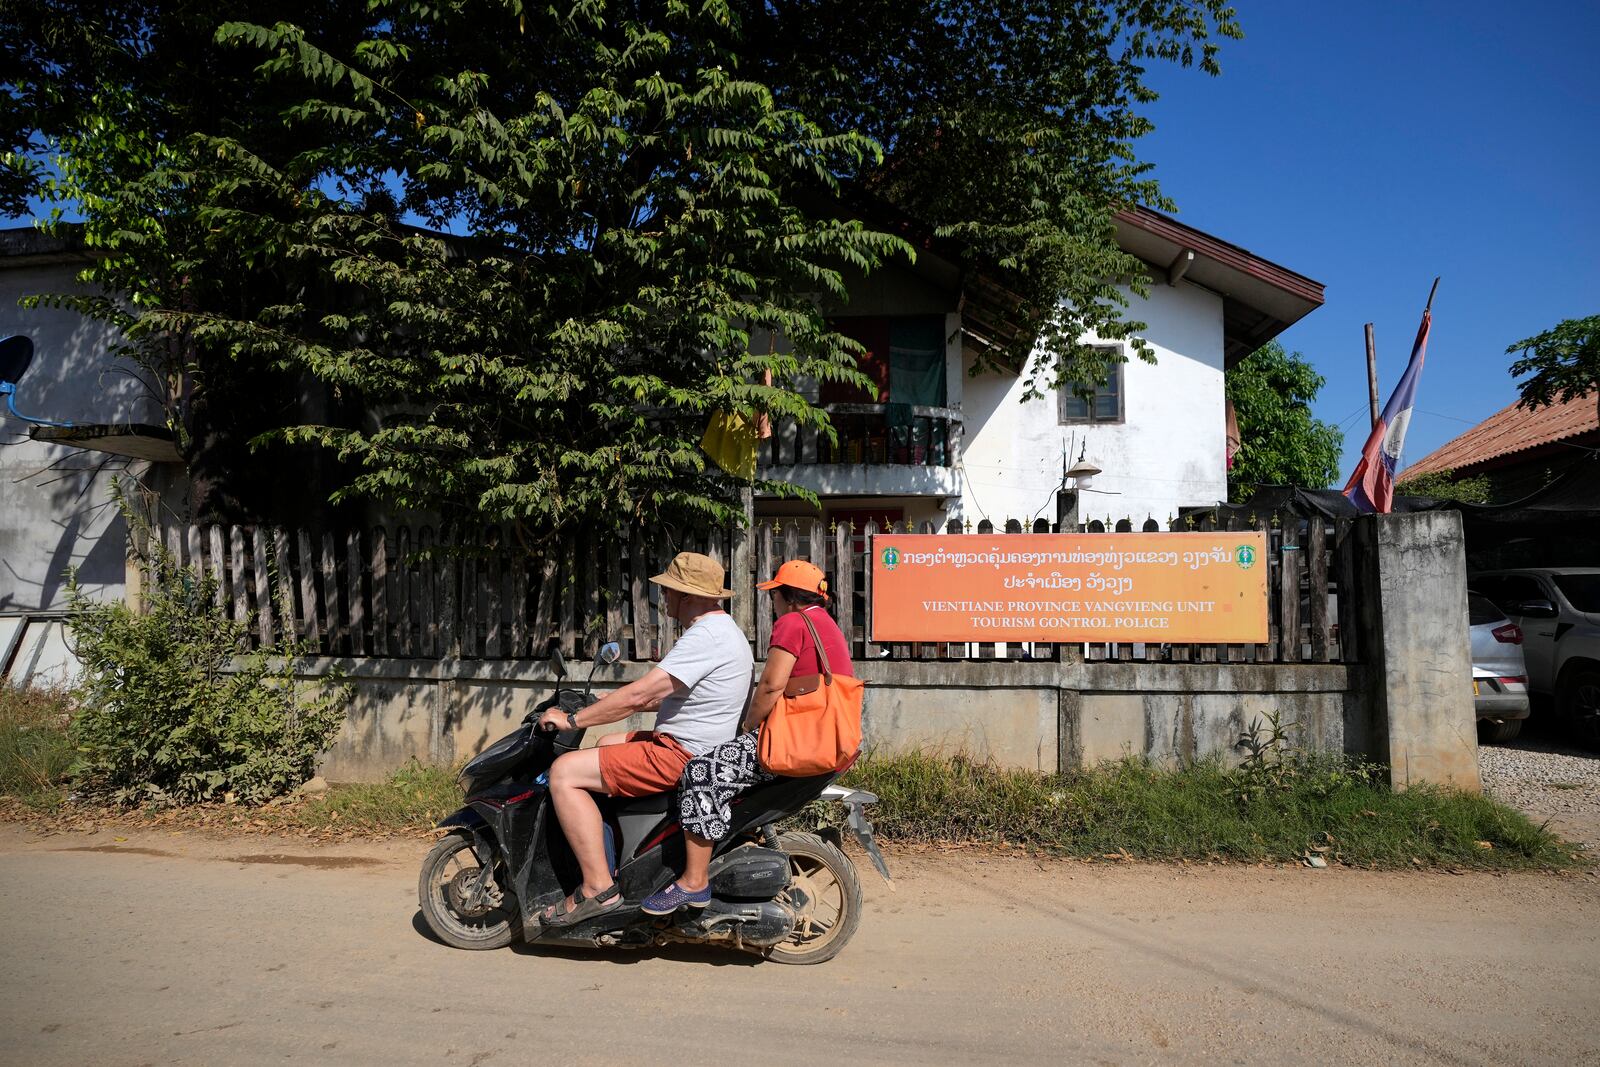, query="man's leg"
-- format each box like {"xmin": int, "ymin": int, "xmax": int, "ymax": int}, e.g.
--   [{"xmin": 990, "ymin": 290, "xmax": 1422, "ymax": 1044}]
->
[
  {"xmin": 546, "ymin": 749, "xmax": 614, "ymax": 906},
  {"xmin": 595, "ymin": 731, "xmax": 649, "ymax": 747}
]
